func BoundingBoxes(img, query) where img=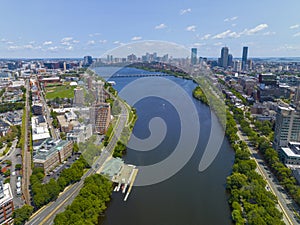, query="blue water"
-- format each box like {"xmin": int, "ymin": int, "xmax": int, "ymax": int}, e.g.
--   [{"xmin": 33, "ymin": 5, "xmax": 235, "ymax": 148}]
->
[{"xmin": 95, "ymin": 67, "xmax": 235, "ymax": 225}]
